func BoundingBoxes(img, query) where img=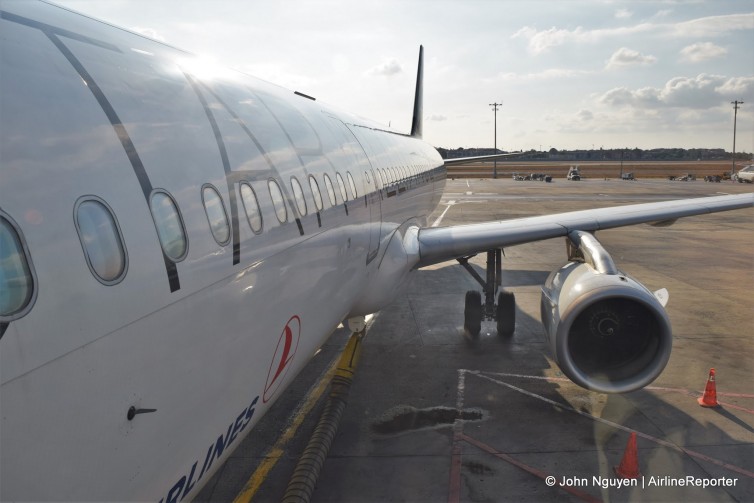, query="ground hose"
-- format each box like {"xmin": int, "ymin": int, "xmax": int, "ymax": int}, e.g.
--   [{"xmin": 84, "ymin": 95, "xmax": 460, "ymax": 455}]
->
[{"xmin": 281, "ymin": 330, "xmax": 364, "ymax": 503}]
